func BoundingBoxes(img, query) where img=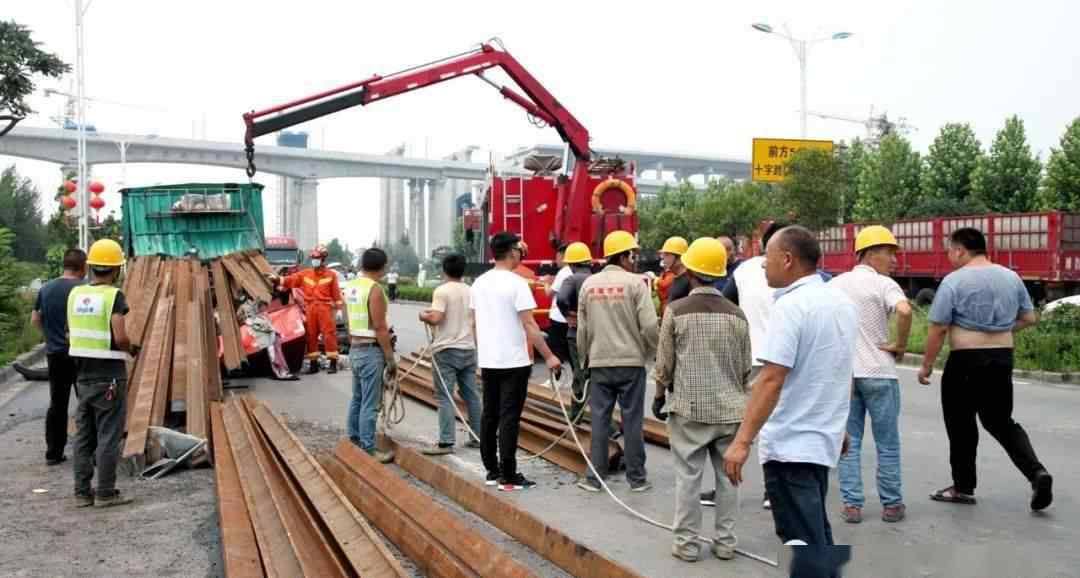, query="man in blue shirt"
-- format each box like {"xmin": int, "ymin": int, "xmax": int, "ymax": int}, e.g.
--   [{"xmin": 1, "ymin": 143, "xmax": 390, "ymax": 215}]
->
[
  {"xmin": 919, "ymin": 227, "xmax": 1052, "ymax": 511},
  {"xmin": 723, "ymin": 226, "xmax": 855, "ymax": 576}
]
